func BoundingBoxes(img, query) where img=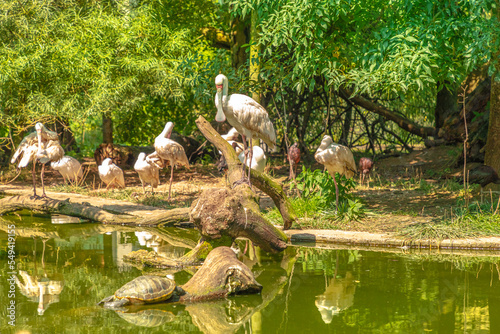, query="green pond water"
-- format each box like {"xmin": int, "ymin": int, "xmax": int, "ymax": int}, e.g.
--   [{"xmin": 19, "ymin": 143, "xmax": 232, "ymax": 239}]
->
[{"xmin": 1, "ymin": 212, "xmax": 500, "ymax": 334}]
